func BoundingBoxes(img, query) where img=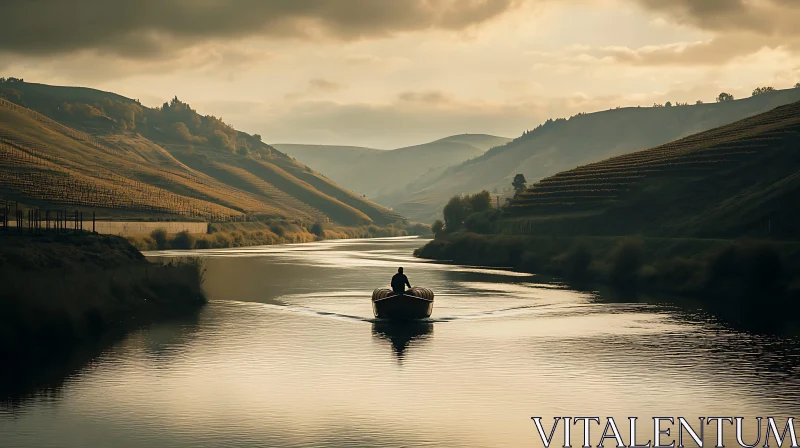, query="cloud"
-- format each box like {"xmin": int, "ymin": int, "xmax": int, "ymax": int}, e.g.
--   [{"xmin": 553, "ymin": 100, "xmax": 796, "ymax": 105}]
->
[
  {"xmin": 397, "ymin": 90, "xmax": 458, "ymax": 105},
  {"xmin": 203, "ymin": 88, "xmax": 713, "ymax": 149},
  {"xmin": 308, "ymin": 78, "xmax": 344, "ymax": 93},
  {"xmin": 284, "ymin": 78, "xmax": 346, "ymax": 100},
  {"xmin": 632, "ymin": 0, "xmax": 800, "ymax": 36},
  {"xmin": 0, "ymin": 0, "xmax": 523, "ymax": 57},
  {"xmin": 603, "ymin": 35, "xmax": 770, "ymax": 66},
  {"xmin": 0, "ymin": 42, "xmax": 273, "ymax": 83},
  {"xmin": 620, "ymin": 0, "xmax": 800, "ymax": 64}
]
